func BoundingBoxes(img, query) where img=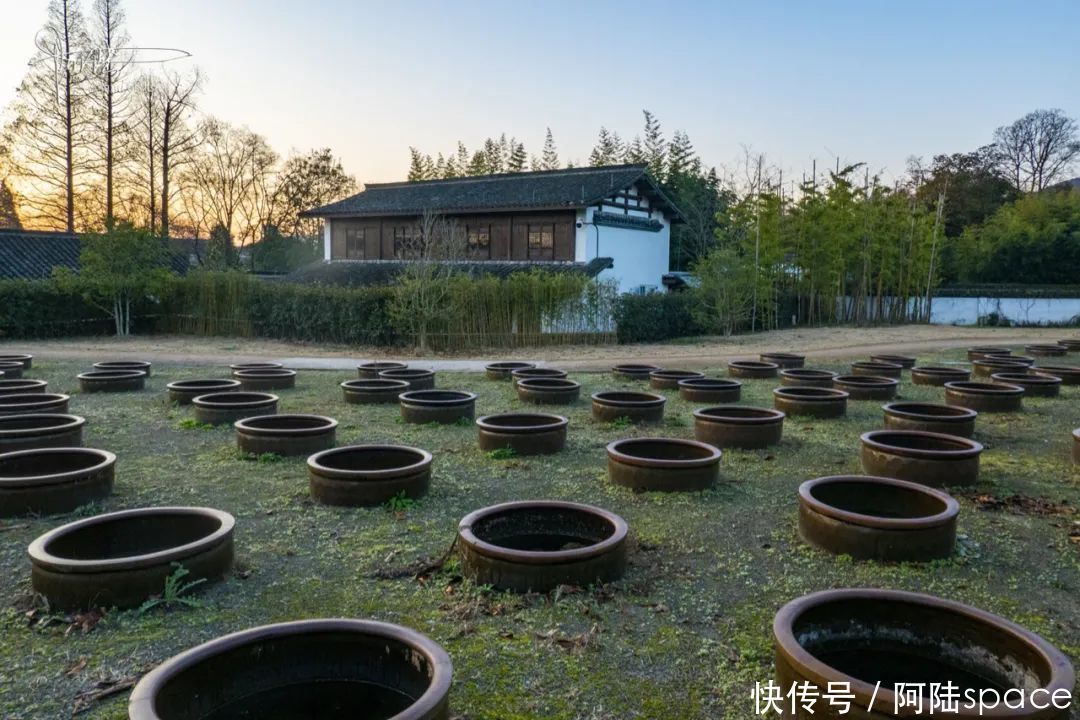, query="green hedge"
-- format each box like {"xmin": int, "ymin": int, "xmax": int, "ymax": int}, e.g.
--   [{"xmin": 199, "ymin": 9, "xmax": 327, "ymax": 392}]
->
[
  {"xmin": 613, "ymin": 292, "xmax": 707, "ymax": 343},
  {"xmin": 0, "ymin": 280, "xmax": 115, "ymax": 338}
]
